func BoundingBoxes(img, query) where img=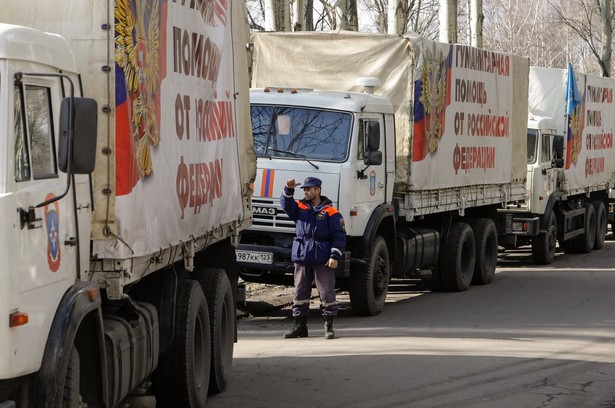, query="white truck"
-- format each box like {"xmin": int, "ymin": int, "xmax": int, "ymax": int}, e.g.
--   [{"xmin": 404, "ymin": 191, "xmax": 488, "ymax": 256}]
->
[
  {"xmin": 237, "ymin": 31, "xmax": 529, "ymax": 316},
  {"xmin": 0, "ymin": 1, "xmax": 255, "ymax": 407},
  {"xmin": 499, "ymin": 66, "xmax": 614, "ymax": 263}
]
